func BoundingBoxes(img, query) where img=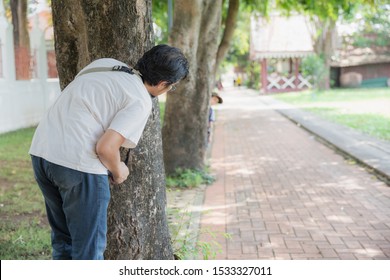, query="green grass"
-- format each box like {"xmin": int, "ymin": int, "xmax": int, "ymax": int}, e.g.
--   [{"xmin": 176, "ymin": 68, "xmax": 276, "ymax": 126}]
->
[
  {"xmin": 0, "ymin": 220, "xmax": 52, "ymax": 260},
  {"xmin": 308, "ymin": 108, "xmax": 390, "ymax": 141},
  {"xmin": 0, "ymin": 127, "xmax": 51, "ymax": 260},
  {"xmin": 275, "ymin": 87, "xmax": 390, "ymax": 104},
  {"xmin": 0, "ymin": 127, "xmax": 36, "ymax": 161},
  {"xmin": 275, "ymin": 88, "xmax": 390, "ymax": 141}
]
